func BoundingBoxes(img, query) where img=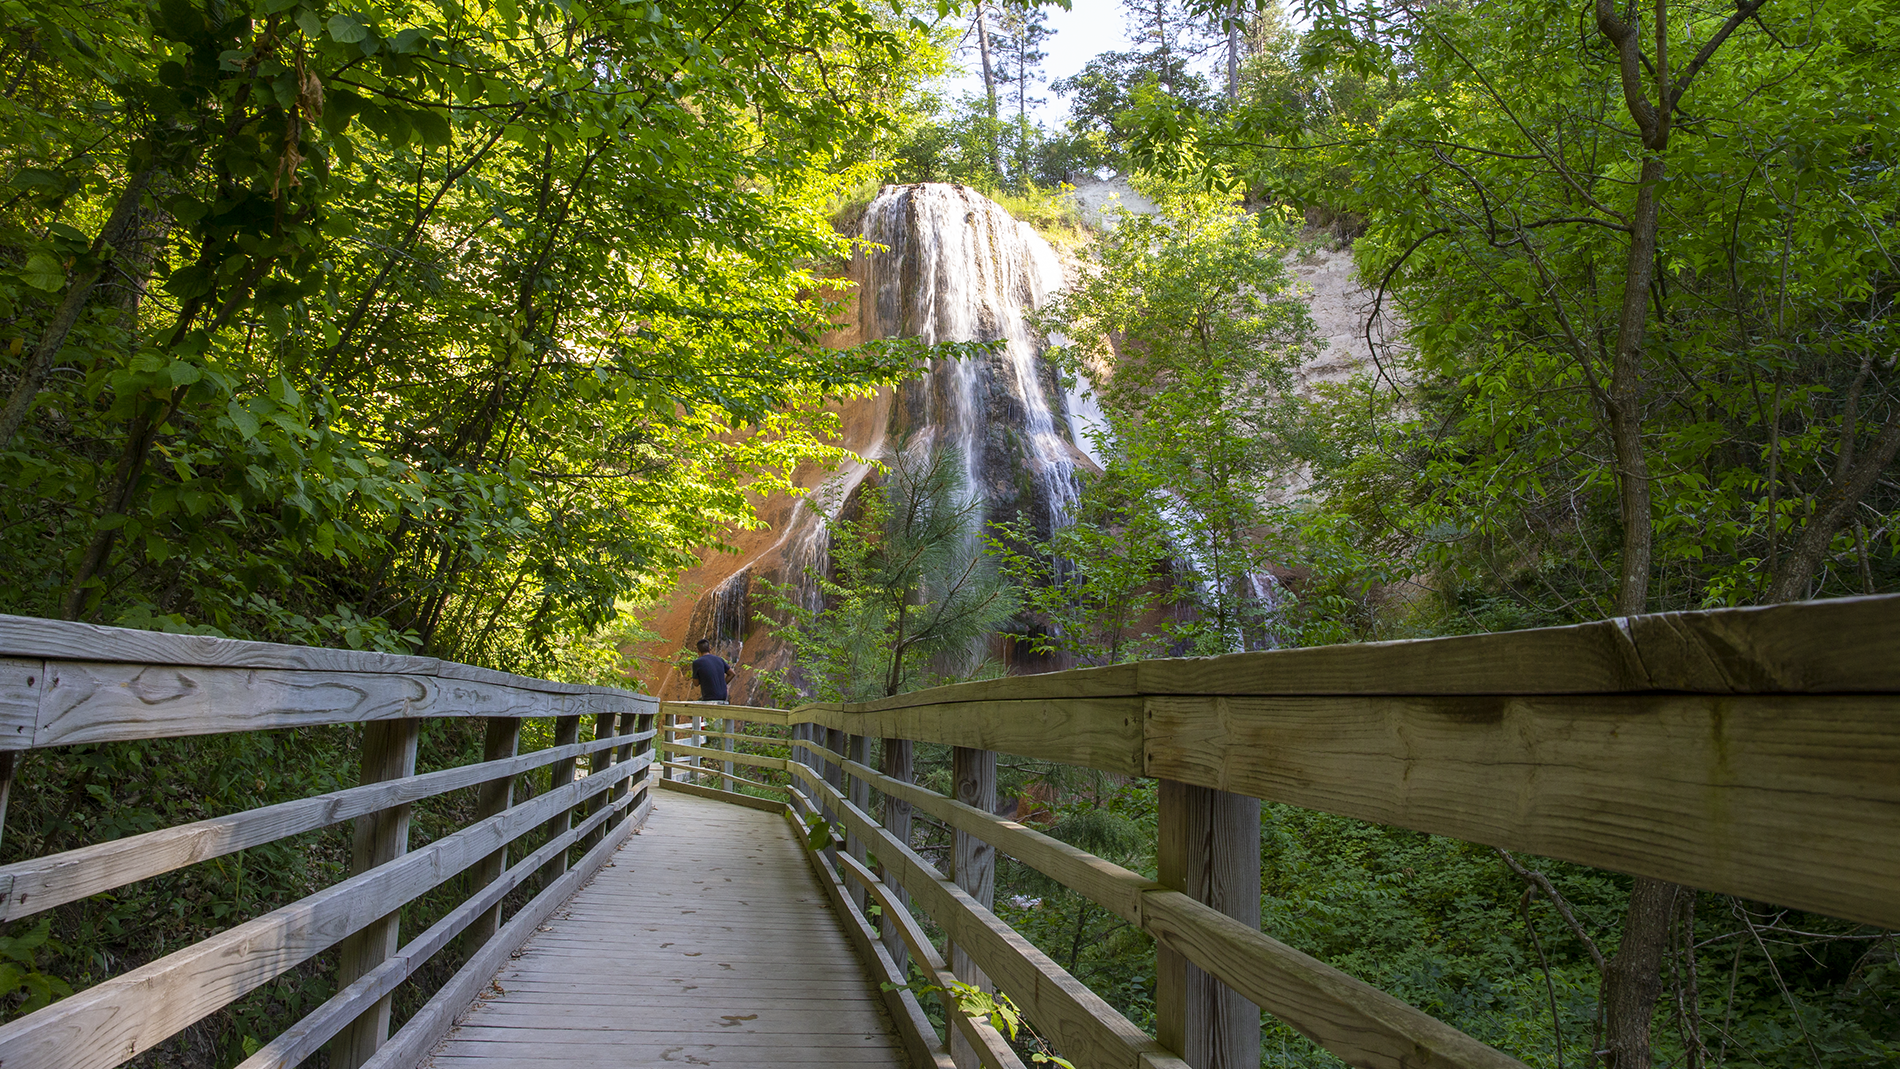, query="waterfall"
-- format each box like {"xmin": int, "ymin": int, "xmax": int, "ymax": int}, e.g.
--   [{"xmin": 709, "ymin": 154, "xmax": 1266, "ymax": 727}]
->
[
  {"xmin": 658, "ymin": 184, "xmax": 1091, "ymax": 698},
  {"xmin": 858, "ymin": 184, "xmax": 1080, "ymax": 534}
]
